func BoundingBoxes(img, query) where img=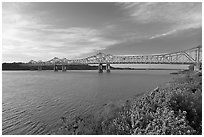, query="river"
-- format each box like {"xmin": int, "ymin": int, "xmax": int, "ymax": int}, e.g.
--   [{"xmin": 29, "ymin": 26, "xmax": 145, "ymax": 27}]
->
[{"xmin": 2, "ymin": 70, "xmax": 176, "ymax": 134}]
